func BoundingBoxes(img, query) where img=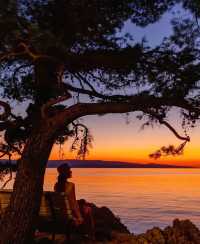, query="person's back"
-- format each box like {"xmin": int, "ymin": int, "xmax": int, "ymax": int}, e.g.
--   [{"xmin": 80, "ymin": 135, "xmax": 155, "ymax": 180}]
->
[
  {"xmin": 54, "ymin": 180, "xmax": 73, "ymax": 195},
  {"xmin": 54, "ymin": 164, "xmax": 83, "ymax": 225},
  {"xmin": 54, "ymin": 163, "xmax": 95, "ymax": 240}
]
